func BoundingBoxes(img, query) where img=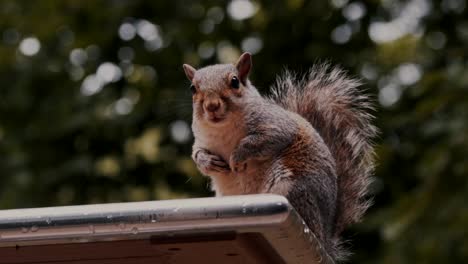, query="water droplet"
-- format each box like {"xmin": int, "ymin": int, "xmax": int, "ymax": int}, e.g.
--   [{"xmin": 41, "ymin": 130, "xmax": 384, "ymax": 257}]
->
[
  {"xmin": 88, "ymin": 225, "xmax": 95, "ymax": 234},
  {"xmin": 106, "ymin": 215, "xmax": 113, "ymax": 220},
  {"xmin": 118, "ymin": 222, "xmax": 126, "ymax": 230},
  {"xmin": 30, "ymin": 226, "xmax": 39, "ymax": 232},
  {"xmin": 45, "ymin": 218, "xmax": 52, "ymax": 225},
  {"xmin": 149, "ymin": 214, "xmax": 158, "ymax": 223},
  {"xmin": 21, "ymin": 227, "xmax": 29, "ymax": 233},
  {"xmin": 131, "ymin": 227, "xmax": 139, "ymax": 235},
  {"xmin": 173, "ymin": 207, "xmax": 180, "ymax": 213},
  {"xmin": 304, "ymin": 227, "xmax": 310, "ymax": 234},
  {"xmin": 242, "ymin": 208, "xmax": 247, "ymax": 214}
]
